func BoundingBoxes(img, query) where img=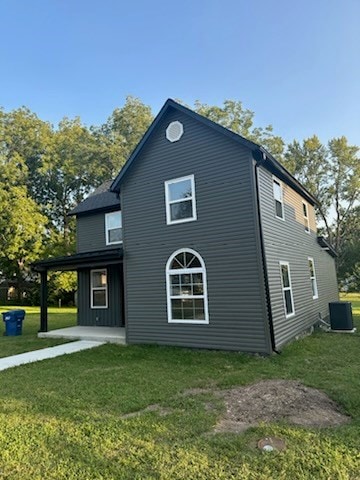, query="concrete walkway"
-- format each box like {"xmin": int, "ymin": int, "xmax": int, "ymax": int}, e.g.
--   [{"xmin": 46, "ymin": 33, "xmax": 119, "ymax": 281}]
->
[
  {"xmin": 38, "ymin": 326, "xmax": 126, "ymax": 344},
  {"xmin": 0, "ymin": 340, "xmax": 105, "ymax": 372}
]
